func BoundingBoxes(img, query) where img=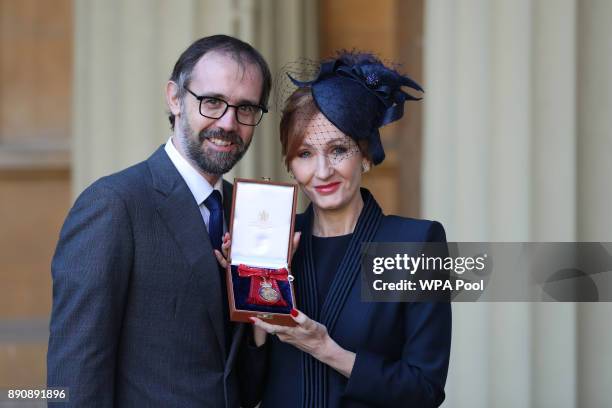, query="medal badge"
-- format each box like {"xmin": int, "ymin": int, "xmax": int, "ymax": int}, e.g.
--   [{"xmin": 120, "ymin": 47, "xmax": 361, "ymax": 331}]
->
[{"xmin": 258, "ymin": 279, "xmax": 281, "ymax": 303}]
